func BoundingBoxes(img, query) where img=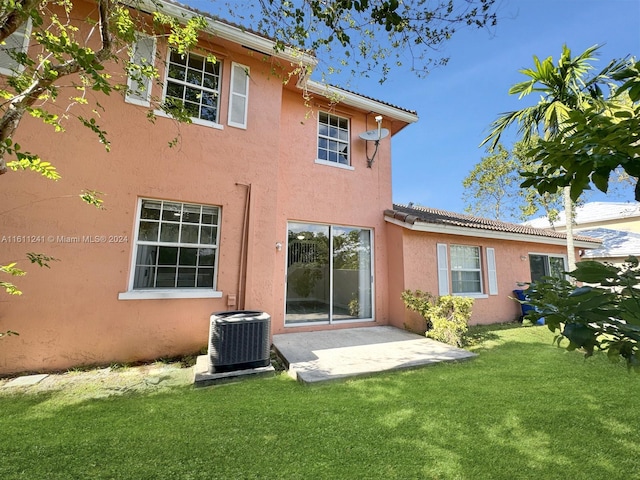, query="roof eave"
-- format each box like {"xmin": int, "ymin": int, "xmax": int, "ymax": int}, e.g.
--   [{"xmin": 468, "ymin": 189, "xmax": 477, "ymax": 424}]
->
[
  {"xmin": 384, "ymin": 216, "xmax": 601, "ymax": 248},
  {"xmin": 303, "ymin": 79, "xmax": 419, "ymax": 128},
  {"xmin": 122, "ymin": 0, "xmax": 318, "ymax": 66}
]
